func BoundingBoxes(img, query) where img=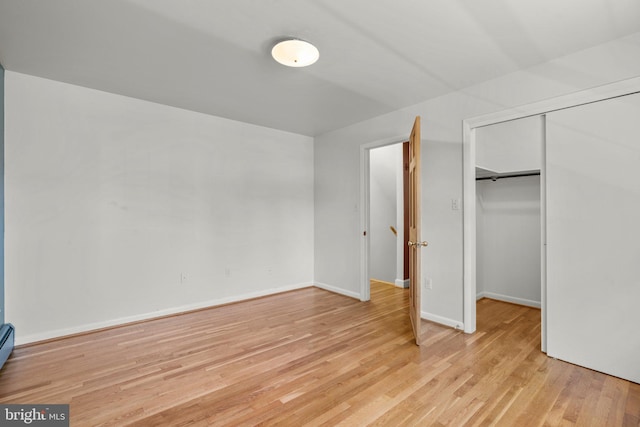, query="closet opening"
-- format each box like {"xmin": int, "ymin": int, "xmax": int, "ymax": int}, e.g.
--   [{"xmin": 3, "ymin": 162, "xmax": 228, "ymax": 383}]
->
[{"xmin": 474, "ymin": 115, "xmax": 545, "ymax": 347}]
